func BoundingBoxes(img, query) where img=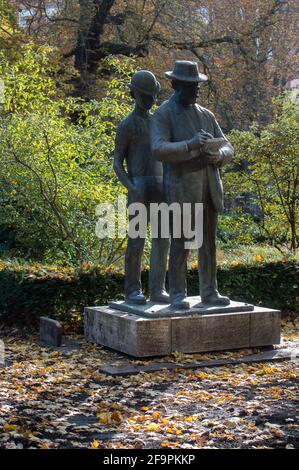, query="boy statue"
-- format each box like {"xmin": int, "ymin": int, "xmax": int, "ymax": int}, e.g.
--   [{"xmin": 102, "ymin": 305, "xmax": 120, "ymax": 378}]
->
[{"xmin": 114, "ymin": 70, "xmax": 169, "ymax": 304}]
